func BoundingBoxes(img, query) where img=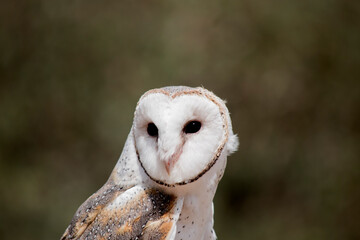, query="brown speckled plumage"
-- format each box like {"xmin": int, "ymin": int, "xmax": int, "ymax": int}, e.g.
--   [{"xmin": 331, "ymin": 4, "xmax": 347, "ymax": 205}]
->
[{"xmin": 61, "ymin": 183, "xmax": 178, "ymax": 240}]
